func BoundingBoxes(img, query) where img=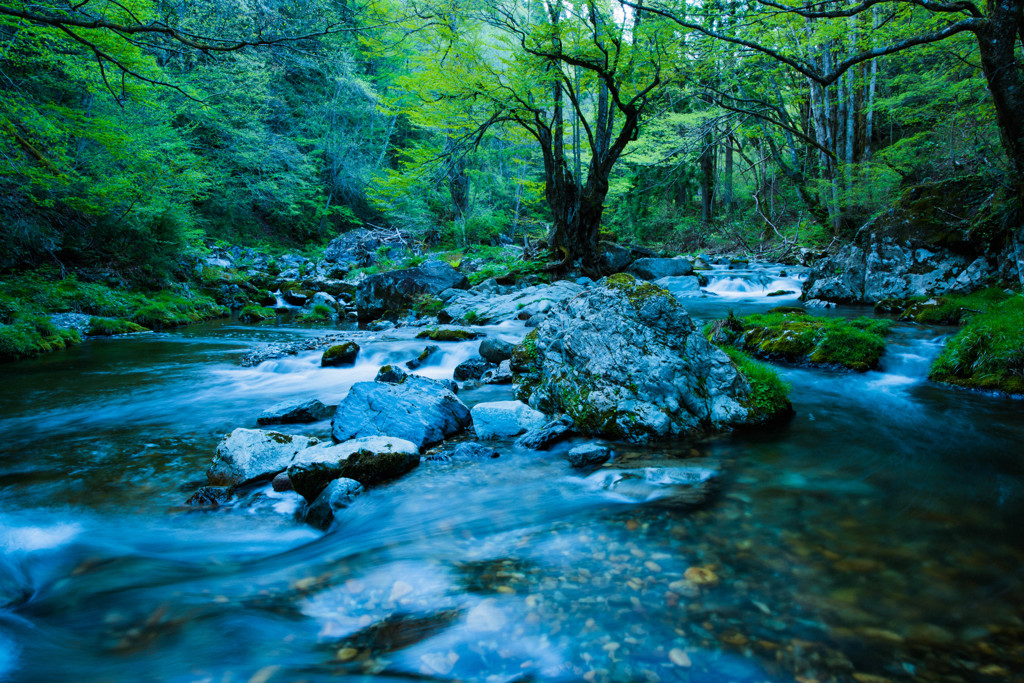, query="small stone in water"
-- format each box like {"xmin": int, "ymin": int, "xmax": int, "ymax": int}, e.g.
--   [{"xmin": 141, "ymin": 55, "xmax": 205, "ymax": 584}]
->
[
  {"xmin": 336, "ymin": 647, "xmax": 358, "ymax": 661},
  {"xmin": 683, "ymin": 566, "xmax": 719, "ymax": 585},
  {"xmin": 851, "ymin": 674, "xmax": 891, "ymax": 683},
  {"xmin": 668, "ymin": 648, "xmax": 691, "ymax": 667},
  {"xmin": 389, "ymin": 581, "xmax": 413, "ymax": 602},
  {"xmin": 496, "ymin": 585, "xmax": 515, "ymax": 594},
  {"xmin": 644, "ymin": 561, "xmax": 662, "ymax": 572}
]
